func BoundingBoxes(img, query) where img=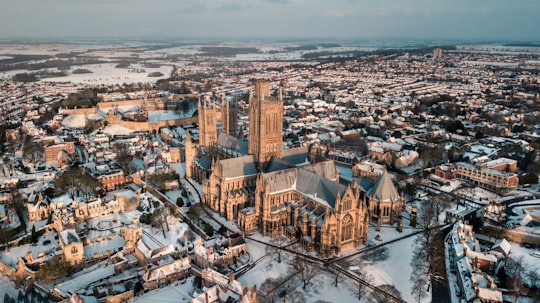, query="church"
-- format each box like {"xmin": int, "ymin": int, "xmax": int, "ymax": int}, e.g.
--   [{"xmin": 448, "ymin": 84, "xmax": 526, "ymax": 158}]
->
[{"xmin": 187, "ymin": 81, "xmax": 402, "ymax": 257}]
